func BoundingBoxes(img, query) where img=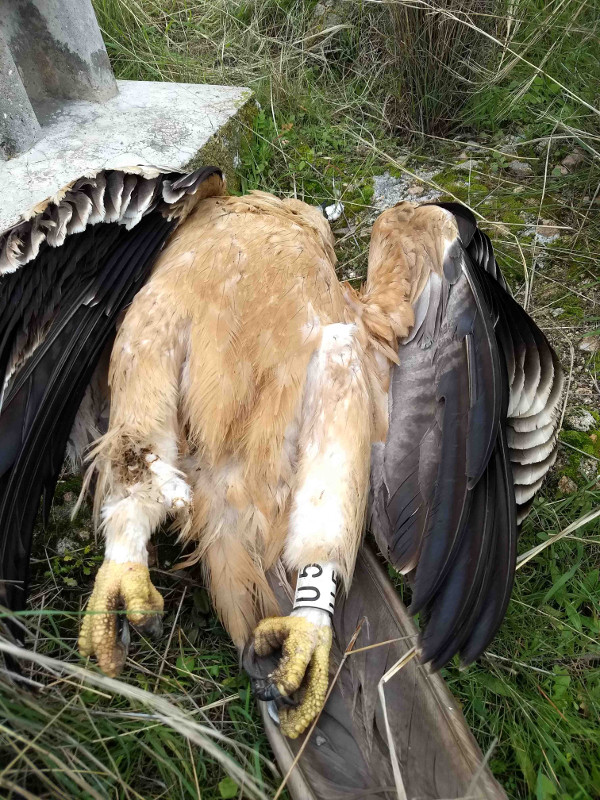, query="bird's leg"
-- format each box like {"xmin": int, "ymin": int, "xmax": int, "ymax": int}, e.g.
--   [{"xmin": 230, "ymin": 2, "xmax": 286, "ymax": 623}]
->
[
  {"xmin": 248, "ymin": 324, "xmax": 374, "ymax": 737},
  {"xmin": 79, "ymin": 302, "xmax": 193, "ymax": 675},
  {"xmin": 79, "ymin": 460, "xmax": 189, "ymax": 675},
  {"xmin": 251, "ymin": 562, "xmax": 337, "ymax": 738}
]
